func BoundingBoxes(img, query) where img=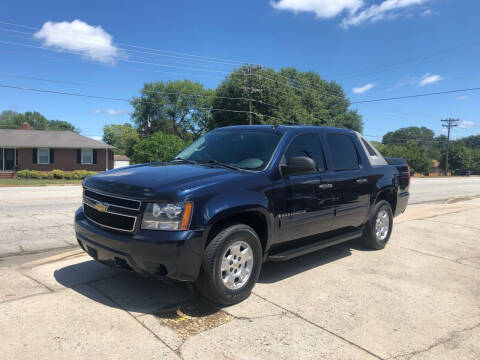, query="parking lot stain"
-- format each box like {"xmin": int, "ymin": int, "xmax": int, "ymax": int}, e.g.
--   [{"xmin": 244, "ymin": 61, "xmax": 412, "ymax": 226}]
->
[{"xmin": 154, "ymin": 299, "xmax": 233, "ymax": 339}]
